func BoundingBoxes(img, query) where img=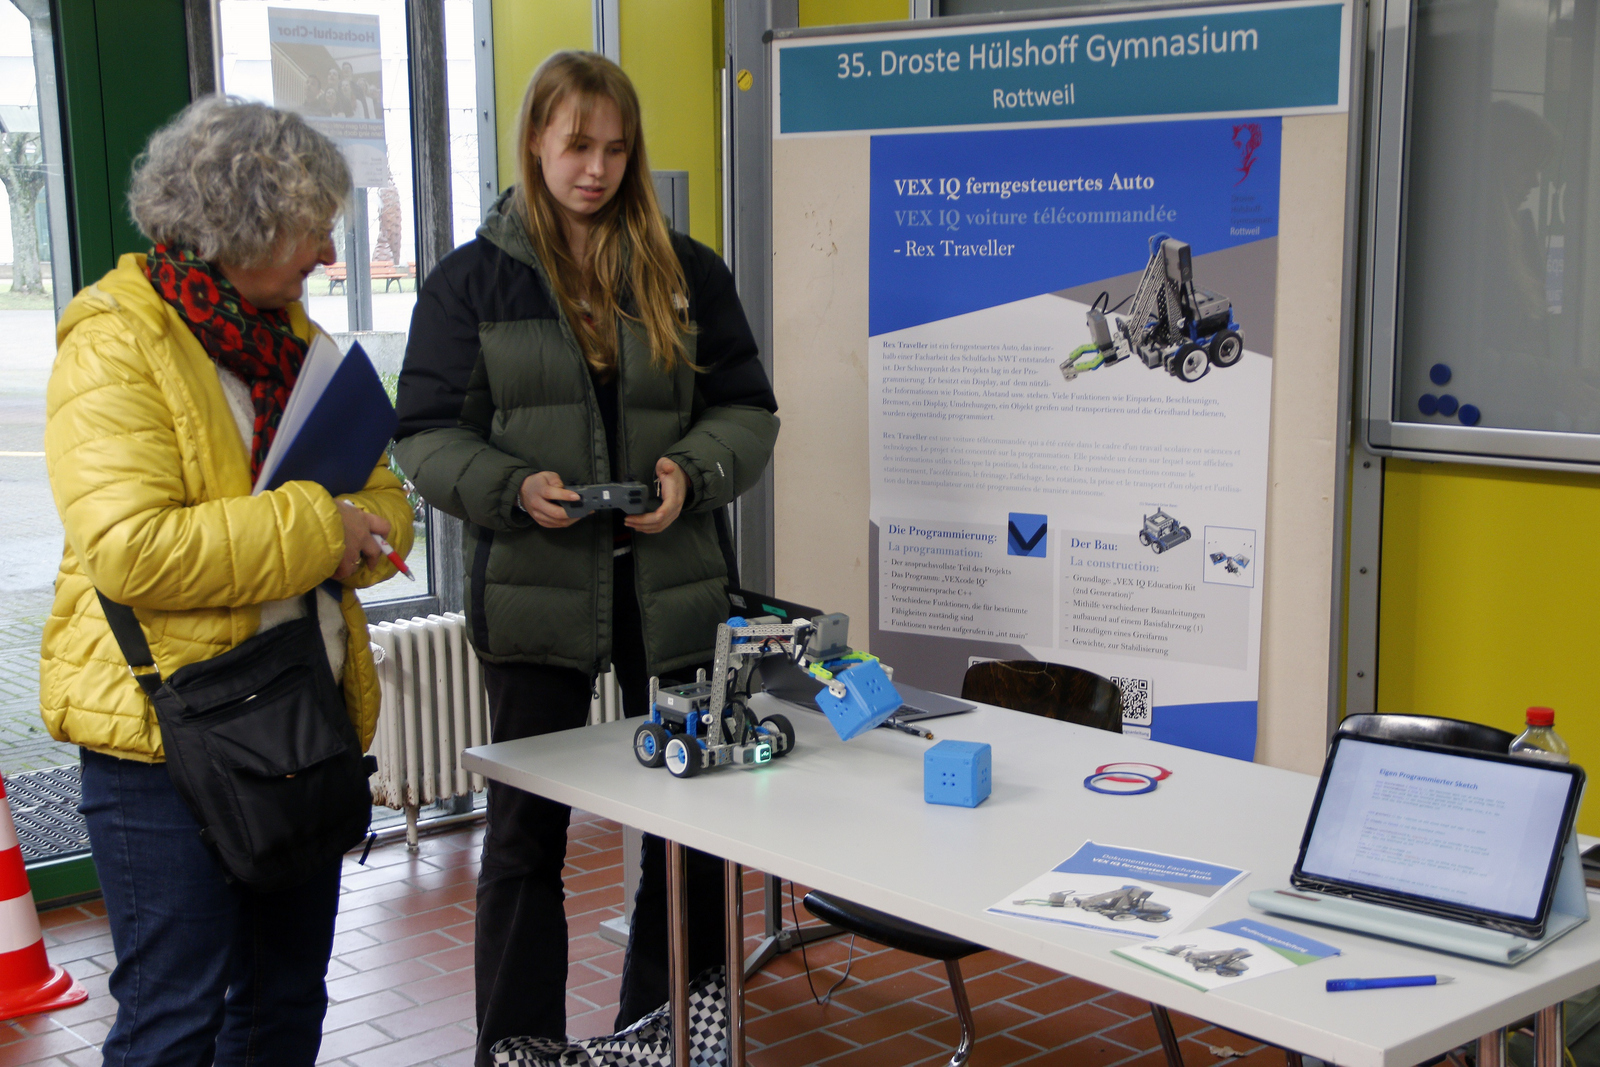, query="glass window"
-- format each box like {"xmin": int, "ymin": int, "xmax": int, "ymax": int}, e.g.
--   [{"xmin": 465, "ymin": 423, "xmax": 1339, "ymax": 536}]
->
[
  {"xmin": 1396, "ymin": 0, "xmax": 1600, "ymax": 435},
  {"xmin": 0, "ymin": 0, "xmax": 79, "ymax": 780},
  {"xmin": 218, "ymin": 0, "xmax": 486, "ymax": 607},
  {"xmin": 444, "ymin": 0, "xmax": 484, "ymax": 248},
  {"xmin": 218, "ymin": 0, "xmax": 440, "ymax": 603}
]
